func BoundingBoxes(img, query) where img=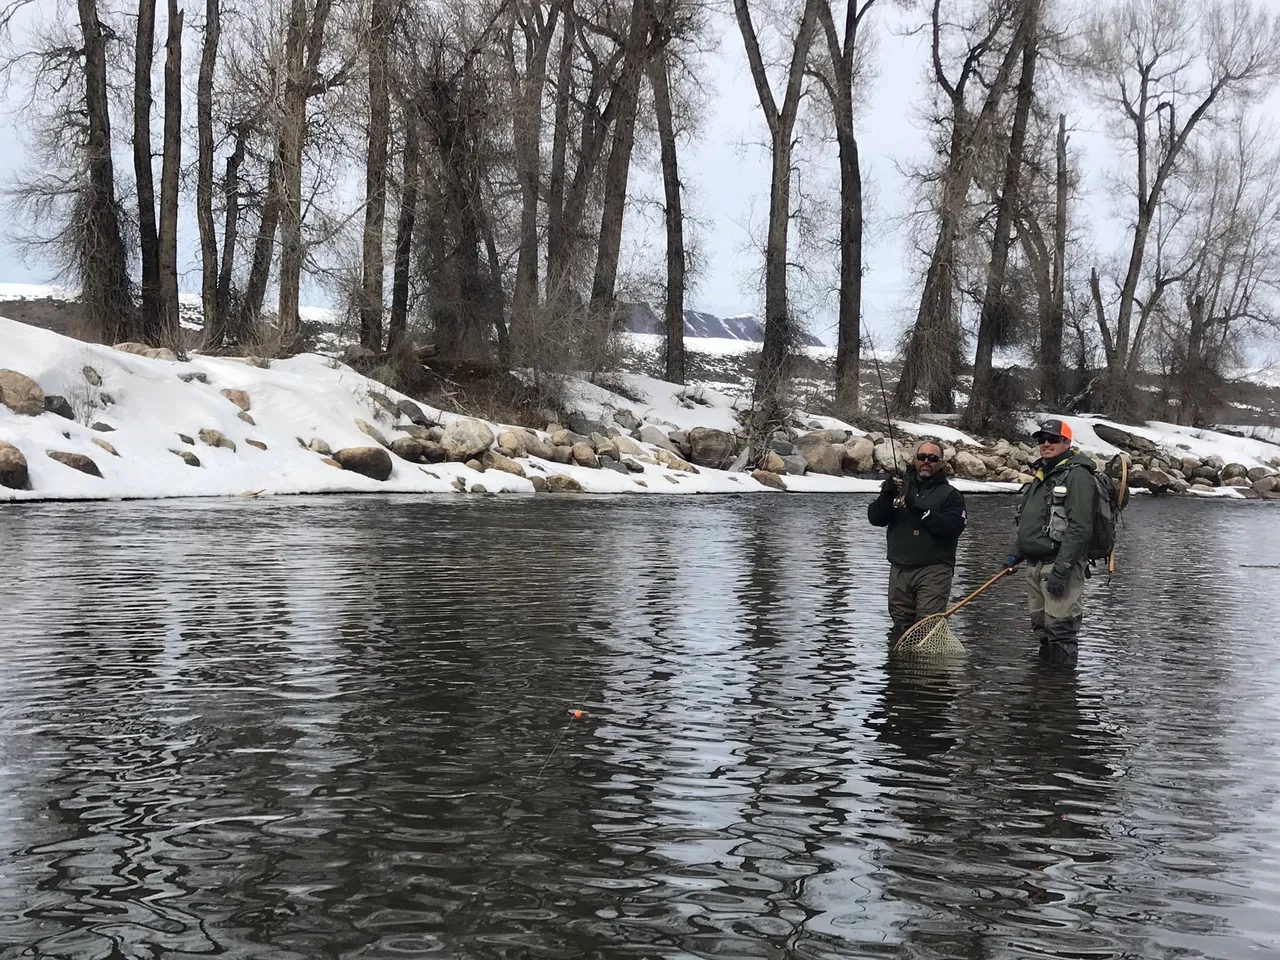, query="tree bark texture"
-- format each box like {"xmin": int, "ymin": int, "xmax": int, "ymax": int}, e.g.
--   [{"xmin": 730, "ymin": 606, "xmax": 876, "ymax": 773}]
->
[
  {"xmin": 649, "ymin": 49, "xmax": 685, "ymax": 384},
  {"xmin": 134, "ymin": 0, "xmax": 160, "ymax": 341},
  {"xmin": 389, "ymin": 108, "xmax": 420, "ymax": 349},
  {"xmin": 196, "ymin": 0, "xmax": 221, "ymax": 345},
  {"xmin": 359, "ymin": 0, "xmax": 393, "ymax": 352},
  {"xmin": 154, "ymin": 0, "xmax": 183, "ymax": 350}
]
